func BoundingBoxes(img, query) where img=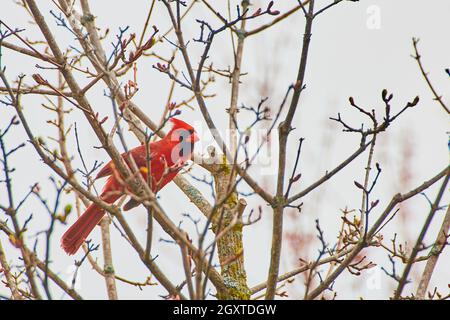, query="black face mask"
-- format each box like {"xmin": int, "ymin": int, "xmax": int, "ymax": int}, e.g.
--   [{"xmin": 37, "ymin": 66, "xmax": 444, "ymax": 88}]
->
[{"xmin": 177, "ymin": 129, "xmax": 194, "ymax": 159}]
